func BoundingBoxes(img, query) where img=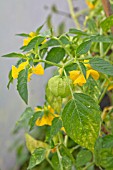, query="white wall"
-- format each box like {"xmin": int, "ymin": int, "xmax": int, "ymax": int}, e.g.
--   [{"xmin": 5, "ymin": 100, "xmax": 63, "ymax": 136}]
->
[{"xmin": 0, "ymin": 0, "xmax": 86, "ymax": 169}]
